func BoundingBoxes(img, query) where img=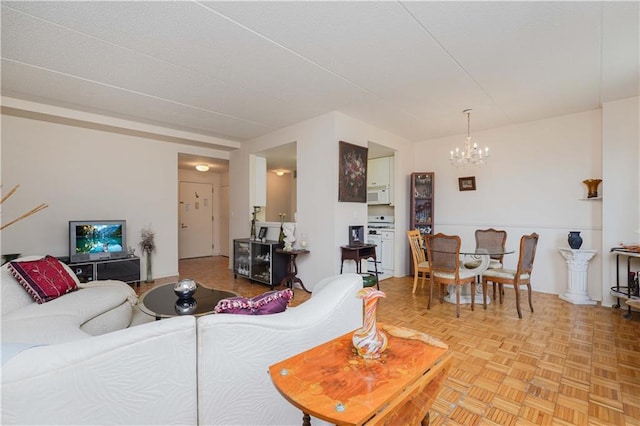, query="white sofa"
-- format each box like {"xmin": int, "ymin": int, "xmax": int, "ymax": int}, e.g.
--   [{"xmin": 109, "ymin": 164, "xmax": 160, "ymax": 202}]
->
[{"xmin": 1, "ymin": 257, "xmax": 363, "ymax": 426}]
